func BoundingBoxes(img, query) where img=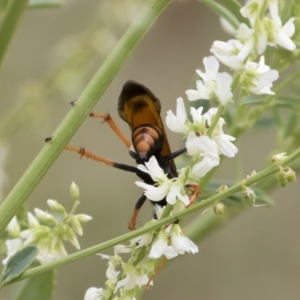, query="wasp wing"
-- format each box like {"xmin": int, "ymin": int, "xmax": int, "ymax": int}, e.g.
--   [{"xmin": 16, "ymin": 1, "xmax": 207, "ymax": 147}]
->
[{"xmin": 118, "ymin": 81, "xmax": 177, "ymax": 175}]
